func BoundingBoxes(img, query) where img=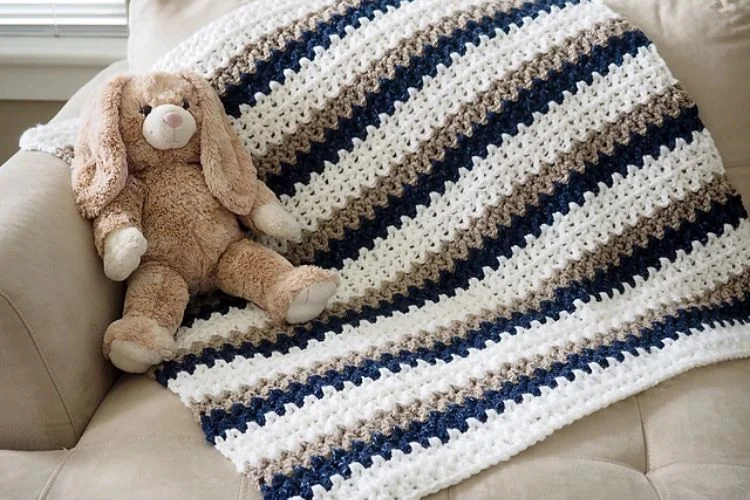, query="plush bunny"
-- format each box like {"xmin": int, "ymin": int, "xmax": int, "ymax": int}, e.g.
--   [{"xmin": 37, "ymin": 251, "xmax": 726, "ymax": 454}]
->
[{"xmin": 71, "ymin": 72, "xmax": 339, "ymax": 373}]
